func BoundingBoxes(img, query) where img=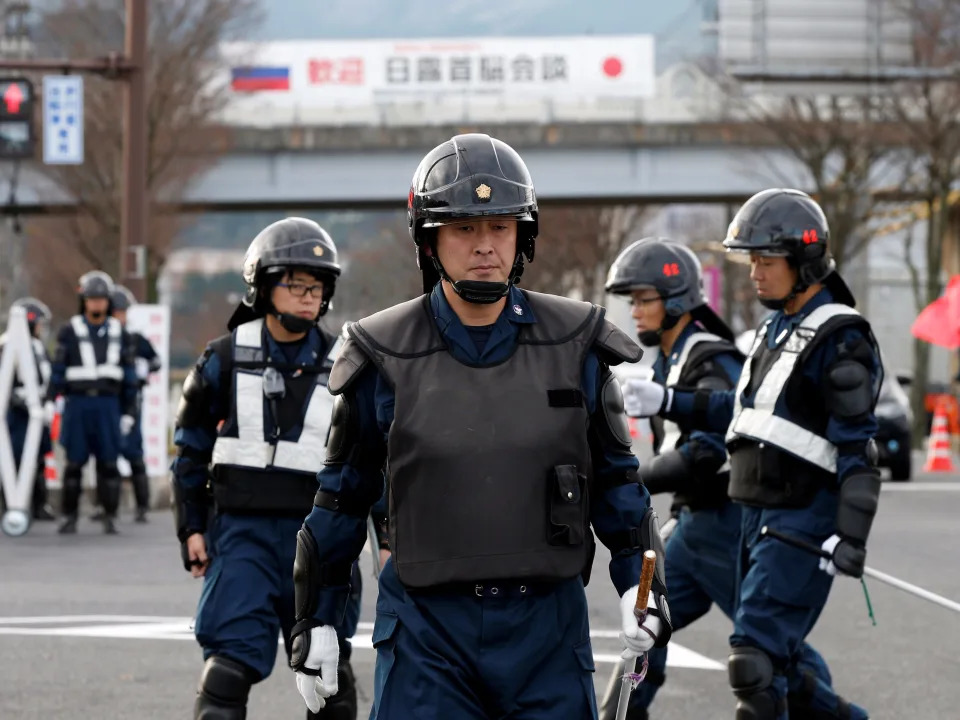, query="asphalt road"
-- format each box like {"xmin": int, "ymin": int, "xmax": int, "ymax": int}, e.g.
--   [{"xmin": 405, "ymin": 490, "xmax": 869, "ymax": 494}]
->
[{"xmin": 2, "ymin": 469, "xmax": 959, "ymax": 719}]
